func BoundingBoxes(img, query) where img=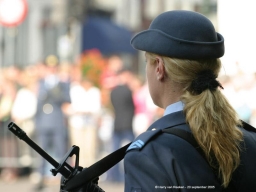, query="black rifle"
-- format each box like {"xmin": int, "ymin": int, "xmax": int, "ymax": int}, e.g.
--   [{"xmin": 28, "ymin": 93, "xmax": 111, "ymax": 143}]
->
[
  {"xmin": 8, "ymin": 120, "xmax": 256, "ymax": 191},
  {"xmin": 8, "ymin": 122, "xmax": 105, "ymax": 192}
]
